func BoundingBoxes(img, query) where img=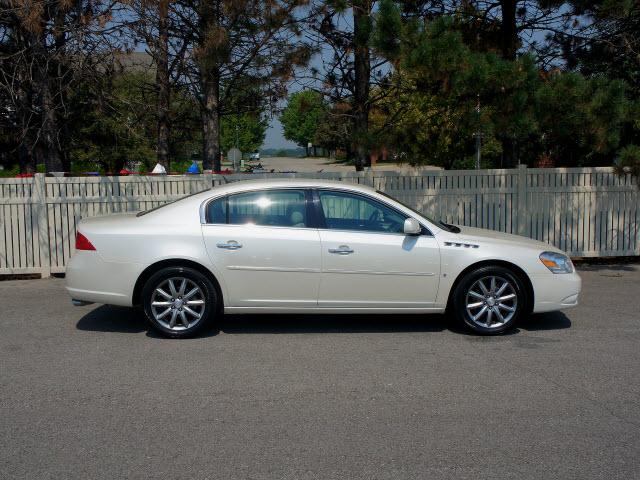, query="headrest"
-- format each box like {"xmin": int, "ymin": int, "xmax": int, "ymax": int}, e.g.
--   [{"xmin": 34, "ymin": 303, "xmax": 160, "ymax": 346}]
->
[{"xmin": 290, "ymin": 210, "xmax": 304, "ymax": 225}]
